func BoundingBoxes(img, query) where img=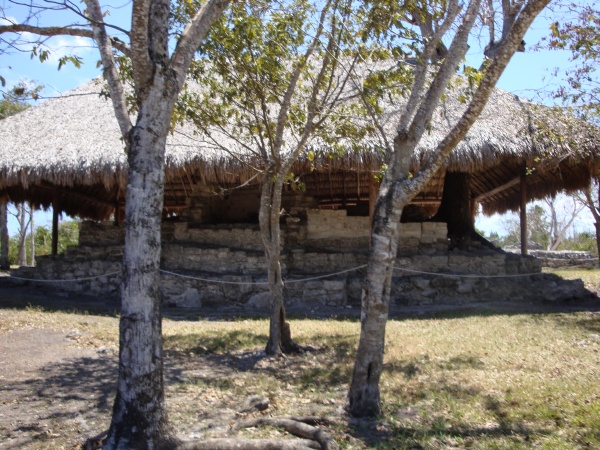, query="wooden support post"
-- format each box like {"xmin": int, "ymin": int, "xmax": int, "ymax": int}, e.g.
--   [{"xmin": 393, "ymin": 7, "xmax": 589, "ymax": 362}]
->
[
  {"xmin": 520, "ymin": 172, "xmax": 528, "ymax": 256},
  {"xmin": 0, "ymin": 197, "xmax": 9, "ymax": 269},
  {"xmin": 52, "ymin": 192, "xmax": 60, "ymax": 256}
]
